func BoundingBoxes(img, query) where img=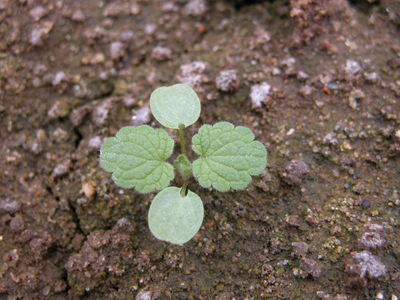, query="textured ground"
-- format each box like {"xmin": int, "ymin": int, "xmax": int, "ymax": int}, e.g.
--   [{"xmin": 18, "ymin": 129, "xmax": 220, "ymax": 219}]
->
[{"xmin": 0, "ymin": 0, "xmax": 400, "ymax": 299}]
